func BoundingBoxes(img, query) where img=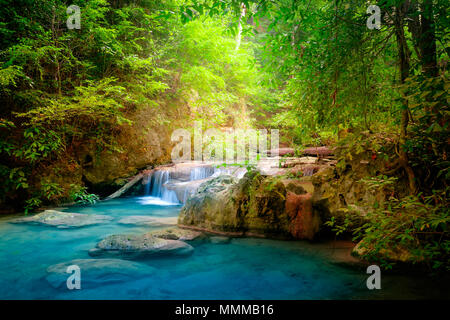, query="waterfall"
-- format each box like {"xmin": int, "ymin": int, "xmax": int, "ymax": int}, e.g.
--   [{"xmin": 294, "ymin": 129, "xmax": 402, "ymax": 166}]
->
[
  {"xmin": 141, "ymin": 164, "xmax": 244, "ymax": 205},
  {"xmin": 183, "ymin": 187, "xmax": 193, "ymax": 203},
  {"xmin": 303, "ymin": 166, "xmax": 316, "ymax": 177},
  {"xmin": 190, "ymin": 166, "xmax": 215, "ymax": 181},
  {"xmin": 150, "ymin": 170, "xmax": 170, "ymax": 197},
  {"xmin": 143, "ymin": 173, "xmax": 152, "ymax": 196},
  {"xmin": 213, "ymin": 166, "xmax": 247, "ymax": 179},
  {"xmin": 142, "ymin": 170, "xmax": 180, "ymax": 205},
  {"xmin": 182, "ymin": 166, "xmax": 215, "ymax": 203}
]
